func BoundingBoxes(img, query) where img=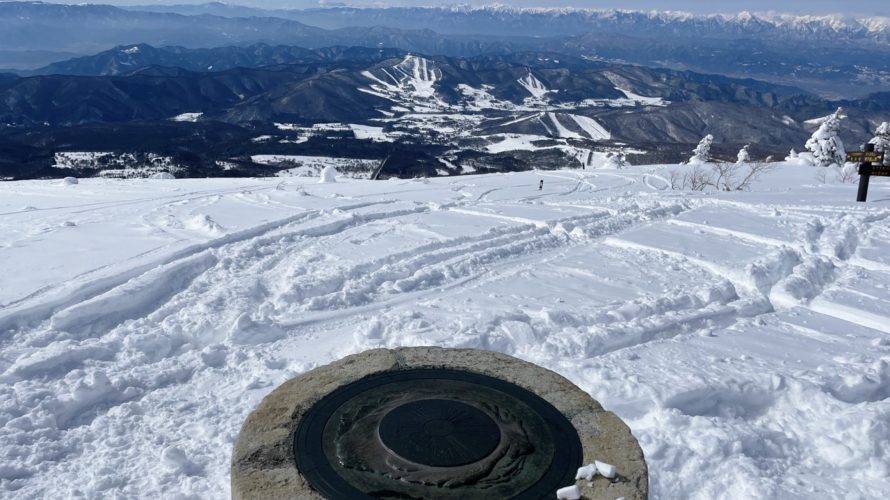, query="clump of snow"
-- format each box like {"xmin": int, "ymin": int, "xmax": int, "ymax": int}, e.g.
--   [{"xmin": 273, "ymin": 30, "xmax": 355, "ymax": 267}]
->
[
  {"xmin": 319, "ymin": 165, "xmax": 338, "ymax": 183},
  {"xmin": 575, "ymin": 463, "xmax": 598, "ymax": 481},
  {"xmin": 149, "ymin": 172, "xmax": 175, "ymax": 179},
  {"xmin": 556, "ymin": 484, "xmax": 582, "ymax": 499},
  {"xmin": 61, "ymin": 176, "xmax": 78, "ymax": 185},
  {"xmin": 161, "ymin": 446, "xmax": 202, "ymax": 476},
  {"xmin": 574, "ymin": 460, "xmax": 617, "ymax": 481},
  {"xmin": 595, "ymin": 460, "xmax": 617, "ymax": 479},
  {"xmin": 184, "ymin": 214, "xmax": 224, "ymax": 236},
  {"xmin": 227, "ymin": 312, "xmax": 286, "ymax": 345}
]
